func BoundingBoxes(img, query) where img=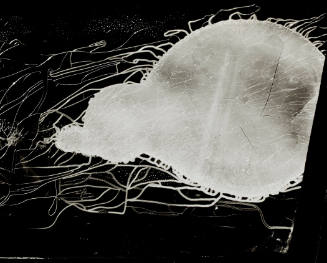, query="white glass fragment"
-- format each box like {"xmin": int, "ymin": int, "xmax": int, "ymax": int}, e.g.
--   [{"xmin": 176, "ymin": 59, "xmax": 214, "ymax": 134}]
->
[{"xmin": 54, "ymin": 19, "xmax": 324, "ymax": 199}]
